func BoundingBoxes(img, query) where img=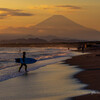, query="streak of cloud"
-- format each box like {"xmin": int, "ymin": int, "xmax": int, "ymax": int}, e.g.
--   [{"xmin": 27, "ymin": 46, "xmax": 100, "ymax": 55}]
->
[
  {"xmin": 56, "ymin": 5, "xmax": 82, "ymax": 9},
  {"xmin": 0, "ymin": 8, "xmax": 34, "ymax": 19},
  {"xmin": 29, "ymin": 5, "xmax": 82, "ymax": 10}
]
